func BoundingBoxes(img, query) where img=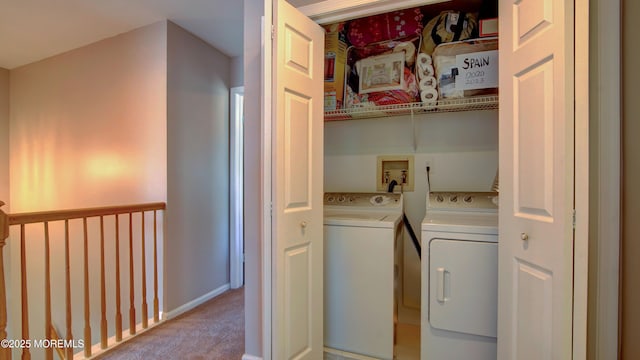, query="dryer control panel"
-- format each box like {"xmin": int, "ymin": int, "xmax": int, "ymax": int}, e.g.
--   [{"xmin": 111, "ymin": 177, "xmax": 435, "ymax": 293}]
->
[{"xmin": 428, "ymin": 192, "xmax": 498, "ymax": 212}]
